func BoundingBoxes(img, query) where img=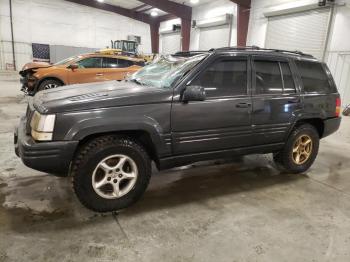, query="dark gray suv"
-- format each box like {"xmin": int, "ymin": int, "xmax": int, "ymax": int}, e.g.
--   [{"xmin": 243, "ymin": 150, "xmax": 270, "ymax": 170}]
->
[{"xmin": 14, "ymin": 47, "xmax": 341, "ymax": 212}]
